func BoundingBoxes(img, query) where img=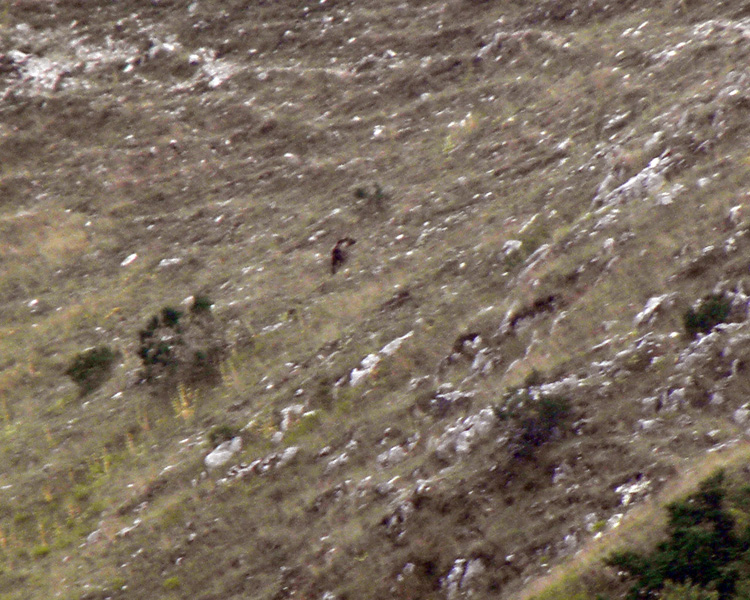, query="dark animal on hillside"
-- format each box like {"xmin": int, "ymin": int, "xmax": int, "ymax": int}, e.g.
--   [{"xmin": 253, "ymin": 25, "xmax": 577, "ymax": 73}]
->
[{"xmin": 331, "ymin": 237, "xmax": 356, "ymax": 274}]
